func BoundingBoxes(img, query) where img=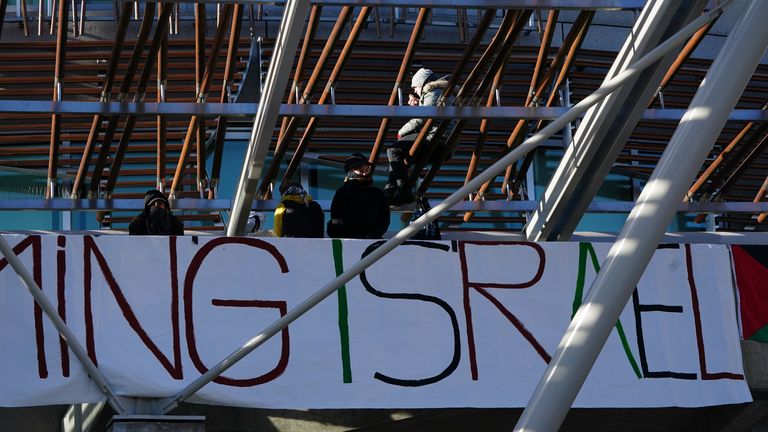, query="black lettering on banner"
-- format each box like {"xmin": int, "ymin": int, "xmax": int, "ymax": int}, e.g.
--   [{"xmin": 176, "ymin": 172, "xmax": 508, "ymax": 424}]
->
[
  {"xmin": 632, "ymin": 288, "xmax": 696, "ymax": 380},
  {"xmin": 360, "ymin": 241, "xmax": 460, "ymax": 387}
]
